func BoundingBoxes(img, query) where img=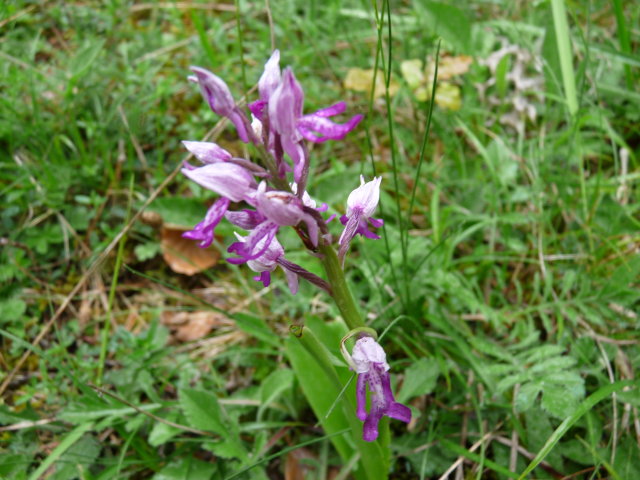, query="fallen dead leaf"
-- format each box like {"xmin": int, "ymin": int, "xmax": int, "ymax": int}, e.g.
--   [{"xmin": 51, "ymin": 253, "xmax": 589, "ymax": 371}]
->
[
  {"xmin": 344, "ymin": 67, "xmax": 400, "ymax": 99},
  {"xmin": 285, "ymin": 448, "xmax": 317, "ymax": 480},
  {"xmin": 160, "ymin": 226, "xmax": 220, "ymax": 276},
  {"xmin": 426, "ymin": 54, "xmax": 473, "ymax": 81},
  {"xmin": 161, "ymin": 310, "xmax": 231, "ymax": 342}
]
